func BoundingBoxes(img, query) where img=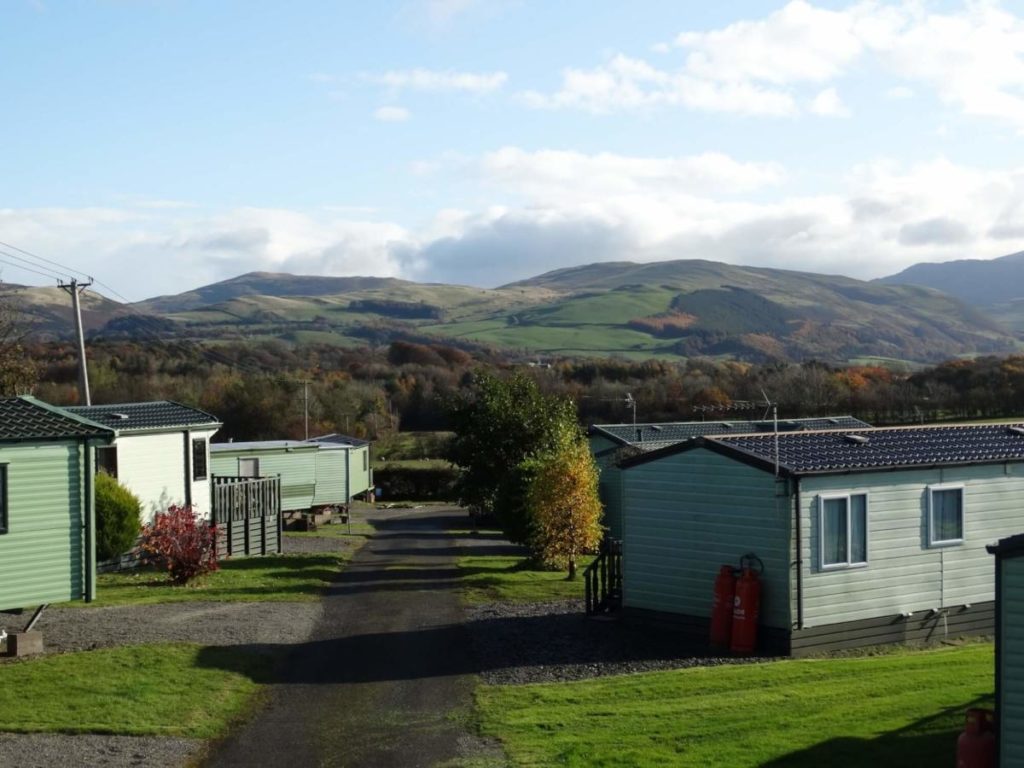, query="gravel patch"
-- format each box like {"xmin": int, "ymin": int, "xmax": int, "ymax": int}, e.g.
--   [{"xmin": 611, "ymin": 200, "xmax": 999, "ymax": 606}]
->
[
  {"xmin": 467, "ymin": 599, "xmax": 771, "ymax": 685},
  {"xmin": 0, "ymin": 733, "xmax": 203, "ymax": 768},
  {"xmin": 2, "ymin": 601, "xmax": 322, "ymax": 656}
]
